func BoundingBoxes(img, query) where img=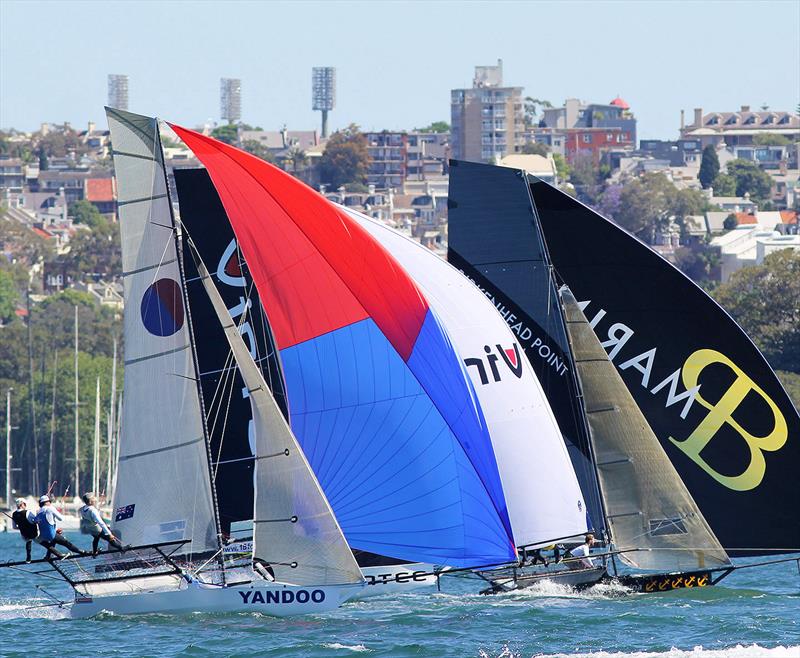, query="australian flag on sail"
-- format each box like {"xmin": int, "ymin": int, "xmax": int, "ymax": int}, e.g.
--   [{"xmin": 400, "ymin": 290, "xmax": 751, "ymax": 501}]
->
[{"xmin": 115, "ymin": 504, "xmax": 135, "ymax": 522}]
